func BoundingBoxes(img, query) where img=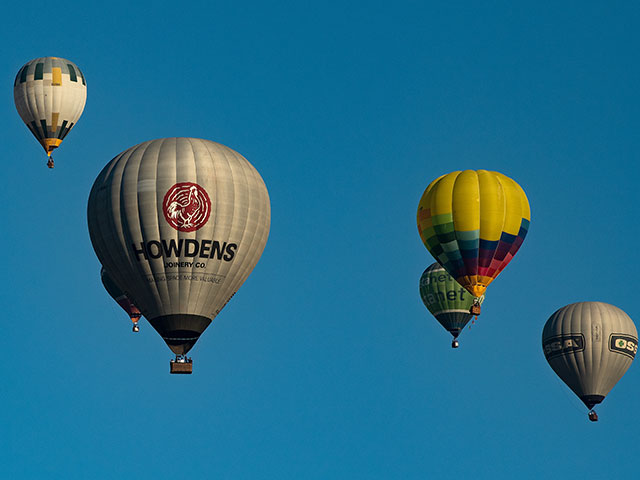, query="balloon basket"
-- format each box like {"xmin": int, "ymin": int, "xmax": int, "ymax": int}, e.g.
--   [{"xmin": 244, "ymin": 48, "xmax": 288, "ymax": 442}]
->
[
  {"xmin": 170, "ymin": 357, "xmax": 193, "ymax": 374},
  {"xmin": 470, "ymin": 304, "xmax": 481, "ymax": 315}
]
